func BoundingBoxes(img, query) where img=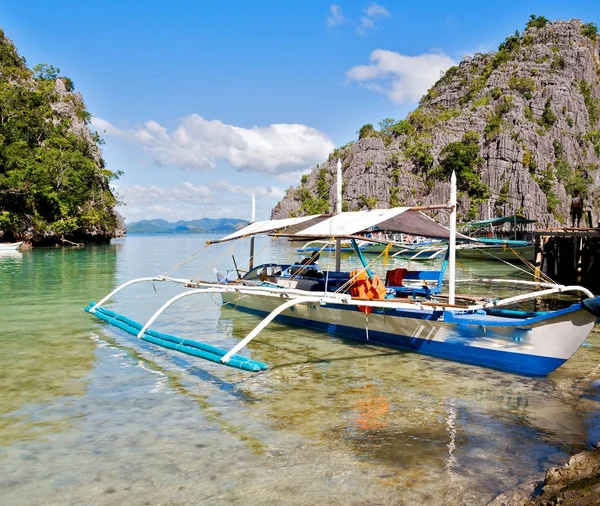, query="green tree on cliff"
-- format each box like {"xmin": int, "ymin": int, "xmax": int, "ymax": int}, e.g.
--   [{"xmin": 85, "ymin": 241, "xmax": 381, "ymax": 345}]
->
[{"xmin": 0, "ymin": 29, "xmax": 121, "ymax": 243}]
